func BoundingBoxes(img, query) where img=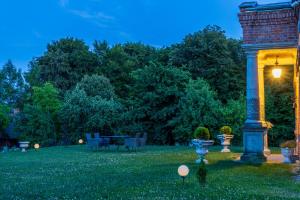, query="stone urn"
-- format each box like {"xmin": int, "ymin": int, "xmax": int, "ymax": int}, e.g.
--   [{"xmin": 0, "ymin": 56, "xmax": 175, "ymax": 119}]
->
[
  {"xmin": 19, "ymin": 141, "xmax": 30, "ymax": 152},
  {"xmin": 281, "ymin": 148, "xmax": 294, "ymax": 163},
  {"xmin": 191, "ymin": 139, "xmax": 214, "ymax": 164},
  {"xmin": 217, "ymin": 134, "xmax": 234, "ymax": 153}
]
